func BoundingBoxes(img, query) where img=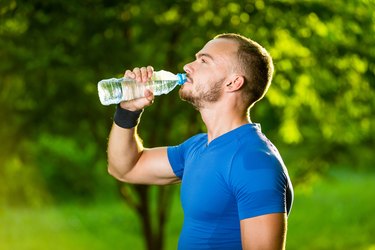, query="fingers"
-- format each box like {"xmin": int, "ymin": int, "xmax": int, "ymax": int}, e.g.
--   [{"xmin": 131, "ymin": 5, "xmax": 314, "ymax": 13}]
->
[
  {"xmin": 124, "ymin": 69, "xmax": 135, "ymax": 79},
  {"xmin": 121, "ymin": 66, "xmax": 155, "ymax": 111},
  {"xmin": 124, "ymin": 66, "xmax": 154, "ymax": 83},
  {"xmin": 146, "ymin": 66, "xmax": 154, "ymax": 79}
]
